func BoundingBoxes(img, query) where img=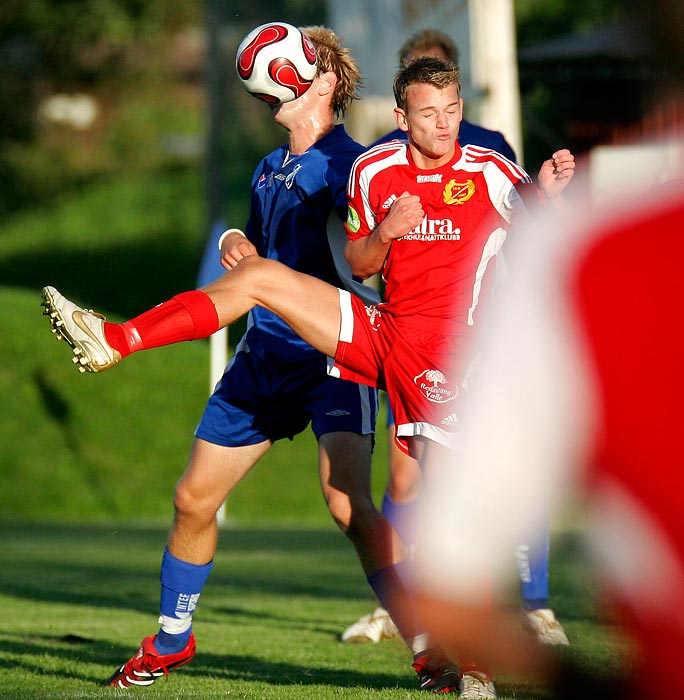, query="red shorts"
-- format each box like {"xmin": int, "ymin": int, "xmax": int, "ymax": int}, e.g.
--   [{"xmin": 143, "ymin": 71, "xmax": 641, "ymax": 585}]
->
[{"xmin": 328, "ymin": 290, "xmax": 477, "ymax": 455}]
